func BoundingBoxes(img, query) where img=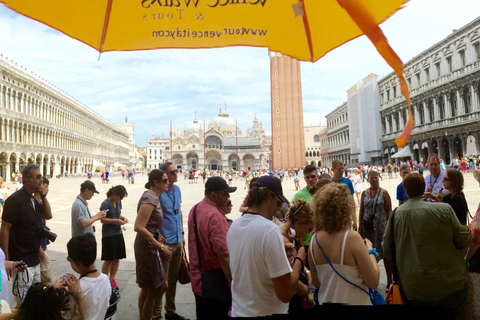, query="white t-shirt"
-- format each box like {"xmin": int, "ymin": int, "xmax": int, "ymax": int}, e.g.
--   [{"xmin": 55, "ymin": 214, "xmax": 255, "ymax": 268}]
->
[
  {"xmin": 63, "ymin": 273, "xmax": 111, "ymax": 320},
  {"xmin": 0, "ymin": 248, "xmax": 9, "ymax": 304},
  {"xmin": 424, "ymin": 170, "xmax": 450, "ymax": 201},
  {"xmin": 0, "ymin": 187, "xmax": 7, "ymax": 200},
  {"xmin": 15, "ymin": 182, "xmax": 23, "ymax": 191},
  {"xmin": 227, "ymin": 214, "xmax": 292, "ymax": 317}
]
